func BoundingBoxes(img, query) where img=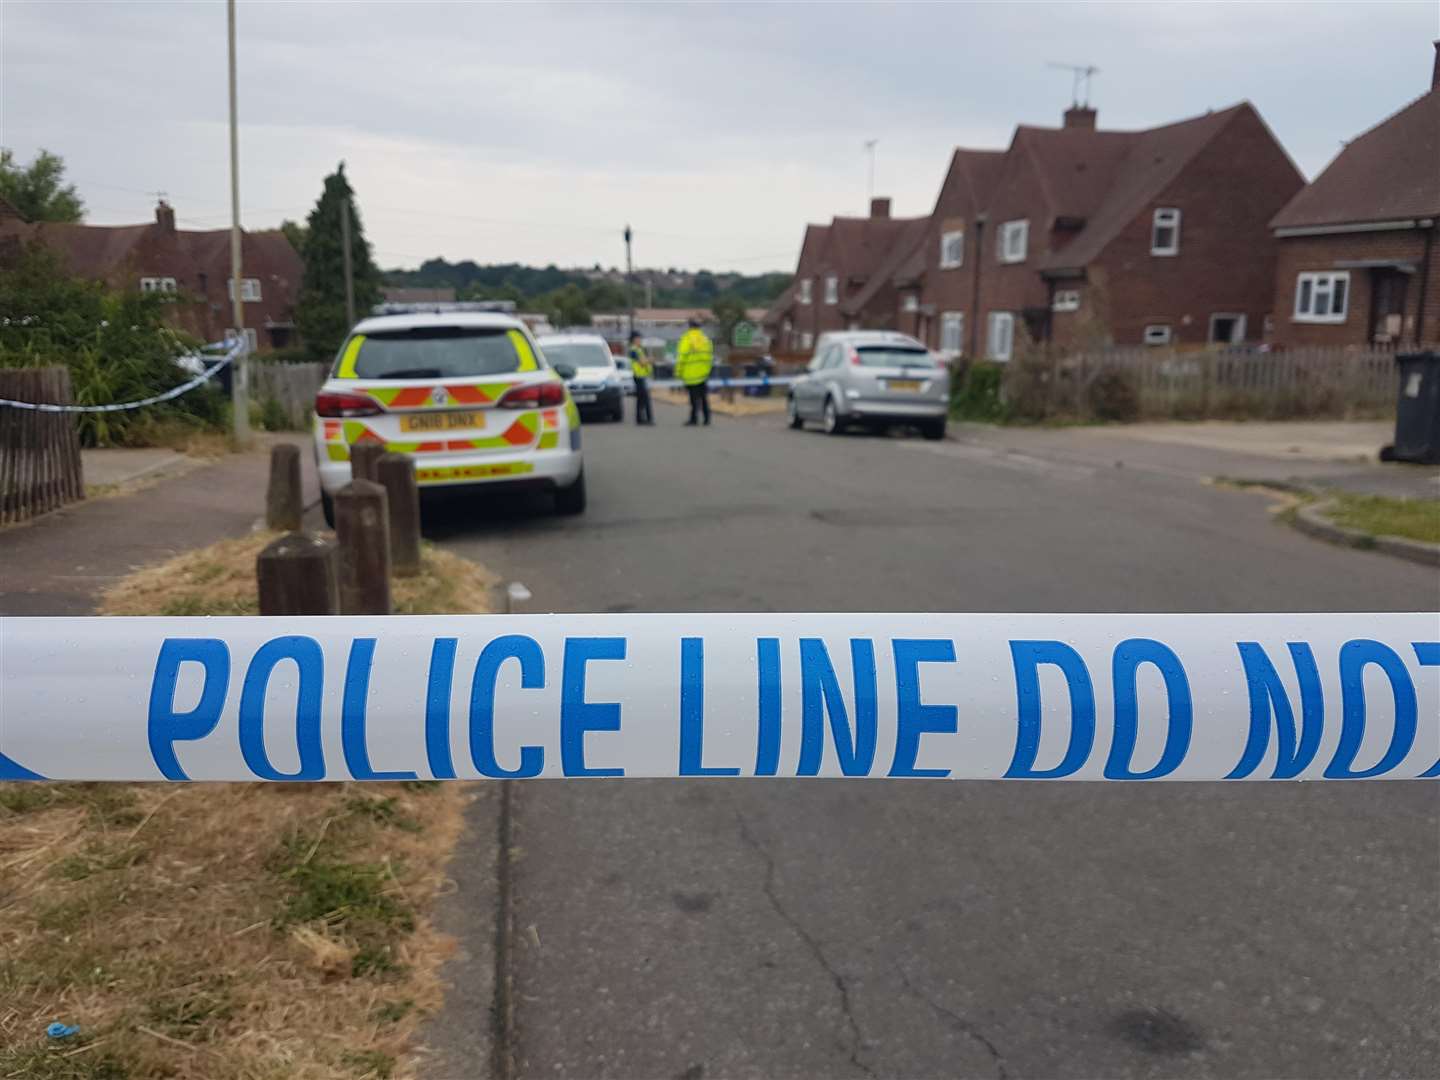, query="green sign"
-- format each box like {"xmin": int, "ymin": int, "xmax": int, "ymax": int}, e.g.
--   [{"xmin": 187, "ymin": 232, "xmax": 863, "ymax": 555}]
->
[{"xmin": 732, "ymin": 321, "xmax": 756, "ymax": 348}]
